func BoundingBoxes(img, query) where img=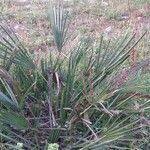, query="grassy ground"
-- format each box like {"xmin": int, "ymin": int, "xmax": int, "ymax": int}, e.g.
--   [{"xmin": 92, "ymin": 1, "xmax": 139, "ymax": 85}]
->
[{"xmin": 0, "ymin": 0, "xmax": 149, "ymax": 59}]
